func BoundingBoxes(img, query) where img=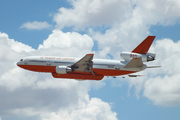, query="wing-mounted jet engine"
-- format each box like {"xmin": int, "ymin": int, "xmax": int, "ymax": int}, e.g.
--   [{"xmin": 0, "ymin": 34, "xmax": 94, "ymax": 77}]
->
[{"xmin": 120, "ymin": 52, "xmax": 155, "ymax": 62}]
